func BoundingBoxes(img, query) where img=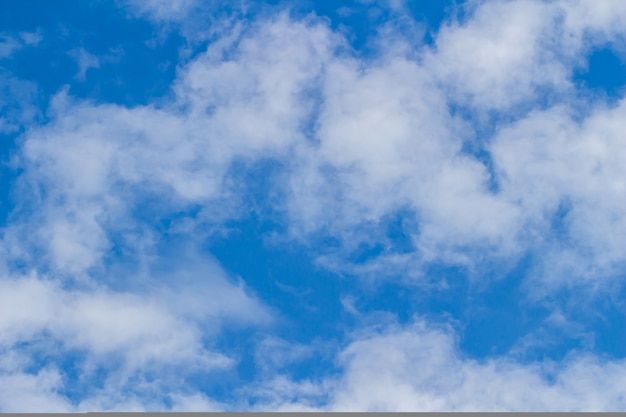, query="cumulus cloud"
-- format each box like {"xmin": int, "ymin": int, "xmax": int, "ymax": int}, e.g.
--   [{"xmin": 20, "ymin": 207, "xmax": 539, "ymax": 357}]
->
[
  {"xmin": 491, "ymin": 100, "xmax": 626, "ymax": 292},
  {"xmin": 255, "ymin": 319, "xmax": 626, "ymax": 411},
  {"xmin": 429, "ymin": 0, "xmax": 626, "ymax": 111},
  {"xmin": 1, "ymin": 274, "xmax": 239, "ymax": 367},
  {"xmin": 0, "ymin": 254, "xmax": 271, "ymax": 411},
  {"xmin": 12, "ymin": 2, "xmax": 620, "ymax": 288},
  {"xmin": 332, "ymin": 322, "xmax": 626, "ymax": 411},
  {"xmin": 3, "ymin": 14, "xmax": 336, "ymax": 278},
  {"xmin": 281, "ymin": 0, "xmax": 626, "ymax": 287},
  {"xmin": 0, "ymin": 347, "xmax": 71, "ymax": 412}
]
